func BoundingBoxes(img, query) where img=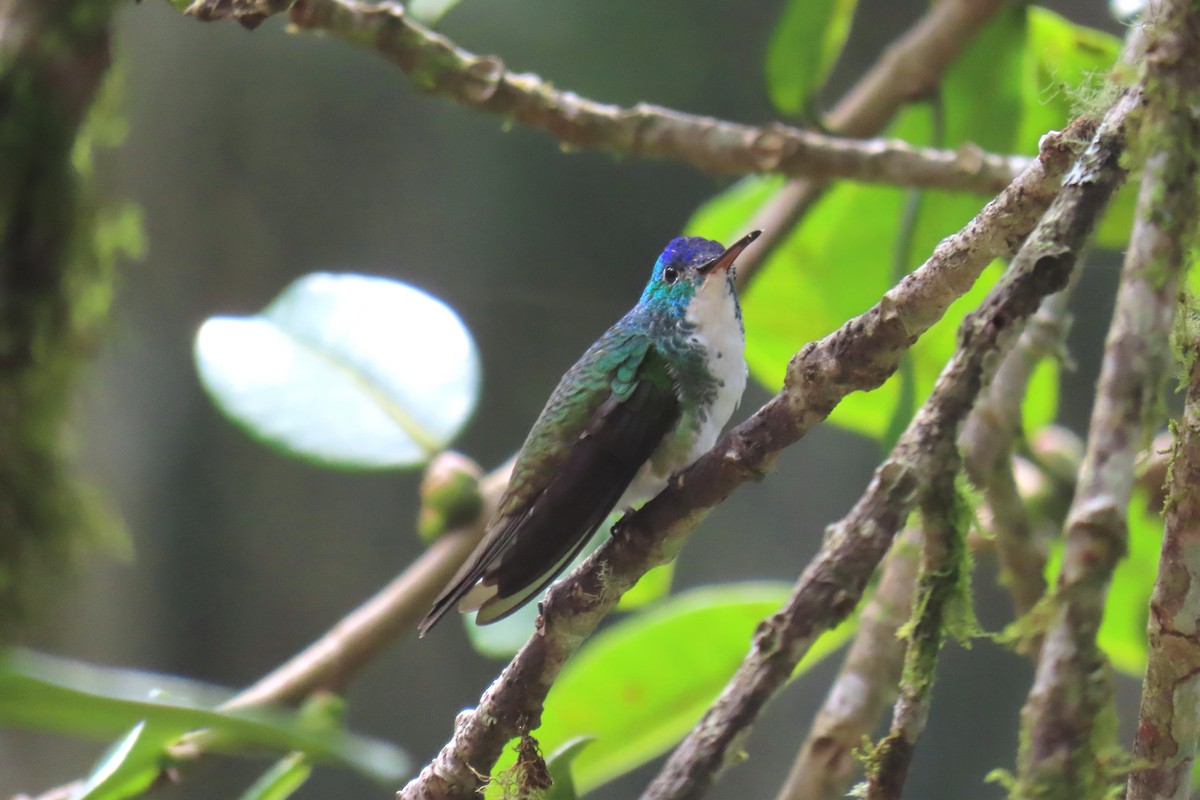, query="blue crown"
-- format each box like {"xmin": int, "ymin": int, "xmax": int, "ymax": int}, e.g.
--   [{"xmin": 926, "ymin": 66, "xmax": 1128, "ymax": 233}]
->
[{"xmin": 657, "ymin": 237, "xmax": 724, "ymax": 271}]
